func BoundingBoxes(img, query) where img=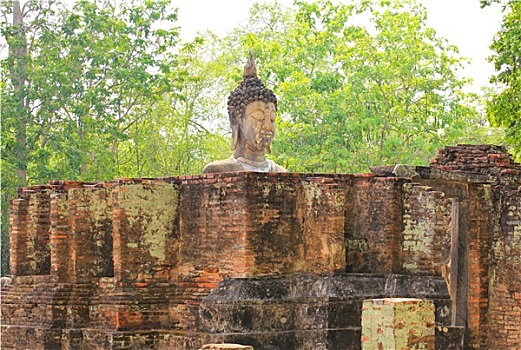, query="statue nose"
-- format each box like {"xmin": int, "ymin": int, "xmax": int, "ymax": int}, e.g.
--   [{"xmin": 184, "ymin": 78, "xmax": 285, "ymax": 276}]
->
[{"xmin": 263, "ymin": 115, "xmax": 273, "ymax": 132}]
